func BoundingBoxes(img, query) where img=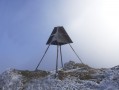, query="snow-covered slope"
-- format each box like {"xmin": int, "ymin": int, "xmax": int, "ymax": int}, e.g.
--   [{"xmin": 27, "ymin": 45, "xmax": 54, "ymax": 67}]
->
[{"xmin": 0, "ymin": 61, "xmax": 119, "ymax": 90}]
